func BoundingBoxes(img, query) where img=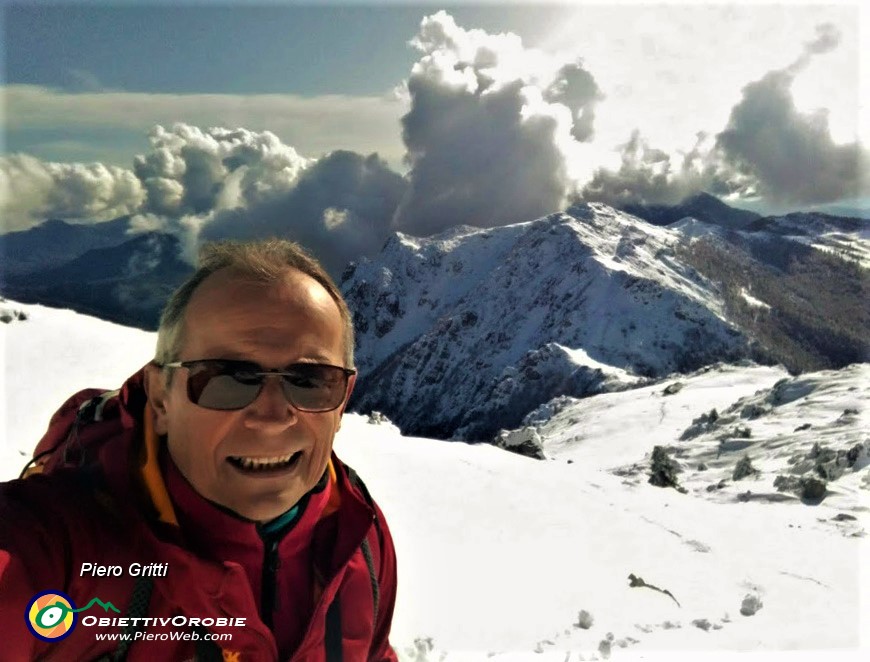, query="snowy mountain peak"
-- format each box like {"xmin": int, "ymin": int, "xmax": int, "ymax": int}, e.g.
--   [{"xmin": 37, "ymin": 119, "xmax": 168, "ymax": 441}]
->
[{"xmin": 343, "ymin": 204, "xmax": 752, "ymax": 440}]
